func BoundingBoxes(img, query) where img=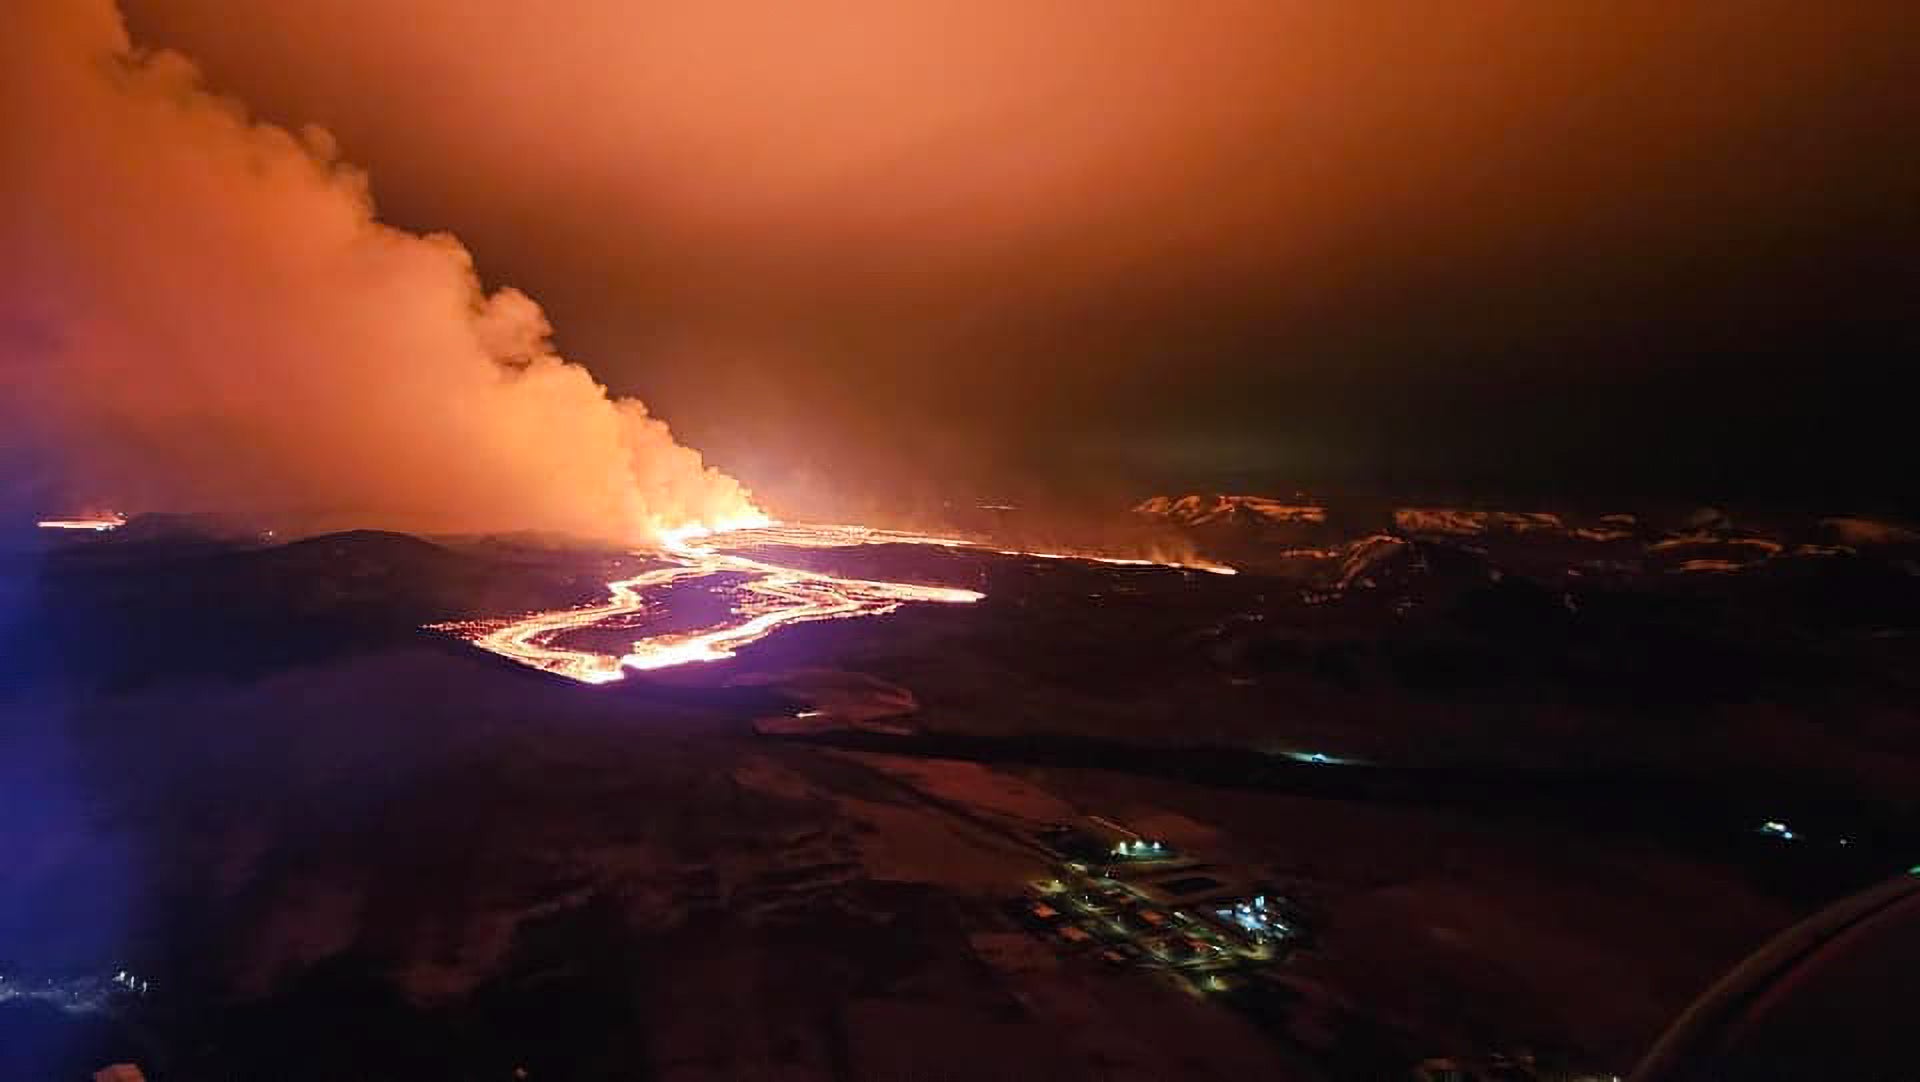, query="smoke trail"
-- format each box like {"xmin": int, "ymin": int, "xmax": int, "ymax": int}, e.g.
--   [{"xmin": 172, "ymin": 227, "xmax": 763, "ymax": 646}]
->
[{"xmin": 0, "ymin": 1, "xmax": 761, "ymax": 542}]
